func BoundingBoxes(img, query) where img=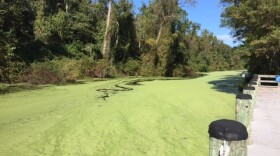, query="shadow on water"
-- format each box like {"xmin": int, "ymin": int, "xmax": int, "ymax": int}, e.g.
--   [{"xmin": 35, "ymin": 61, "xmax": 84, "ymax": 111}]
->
[
  {"xmin": 208, "ymin": 75, "xmax": 242, "ymax": 94},
  {"xmin": 0, "ymin": 84, "xmax": 44, "ymax": 95},
  {"xmin": 0, "ymin": 80, "xmax": 89, "ymax": 95},
  {"xmin": 0, "ymin": 74, "xmax": 206, "ymax": 97}
]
